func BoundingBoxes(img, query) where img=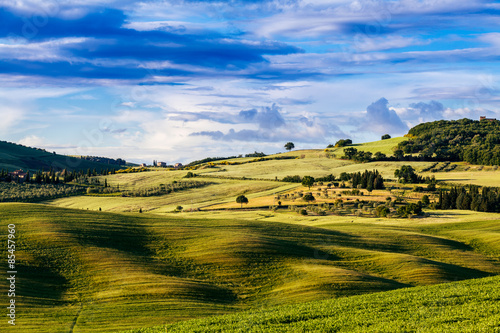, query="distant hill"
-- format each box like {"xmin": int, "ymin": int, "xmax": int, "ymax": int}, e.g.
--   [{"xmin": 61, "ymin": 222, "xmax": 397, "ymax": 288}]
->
[
  {"xmin": 0, "ymin": 140, "xmax": 129, "ymax": 172},
  {"xmin": 397, "ymin": 118, "xmax": 500, "ymax": 165}
]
